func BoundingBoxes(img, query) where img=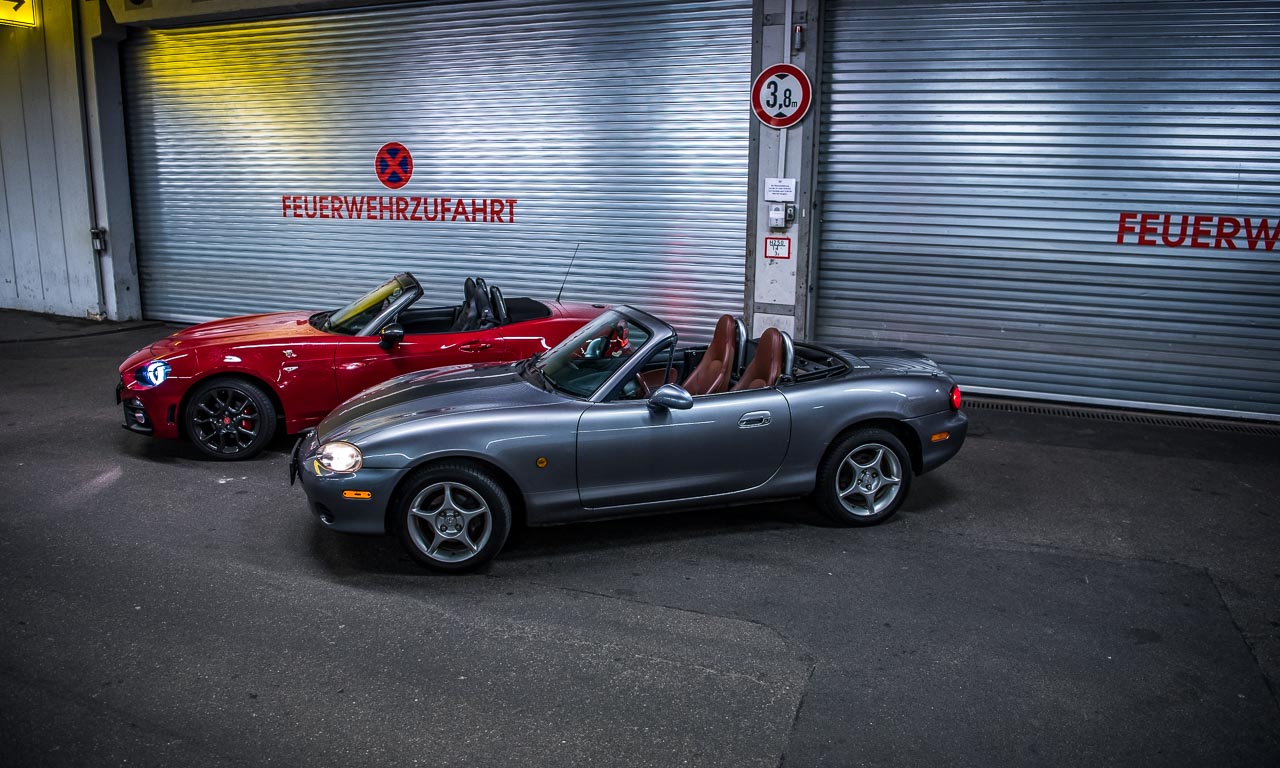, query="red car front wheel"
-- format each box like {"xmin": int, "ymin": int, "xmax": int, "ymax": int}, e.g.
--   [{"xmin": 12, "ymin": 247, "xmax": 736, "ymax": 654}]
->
[{"xmin": 185, "ymin": 377, "xmax": 277, "ymax": 460}]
